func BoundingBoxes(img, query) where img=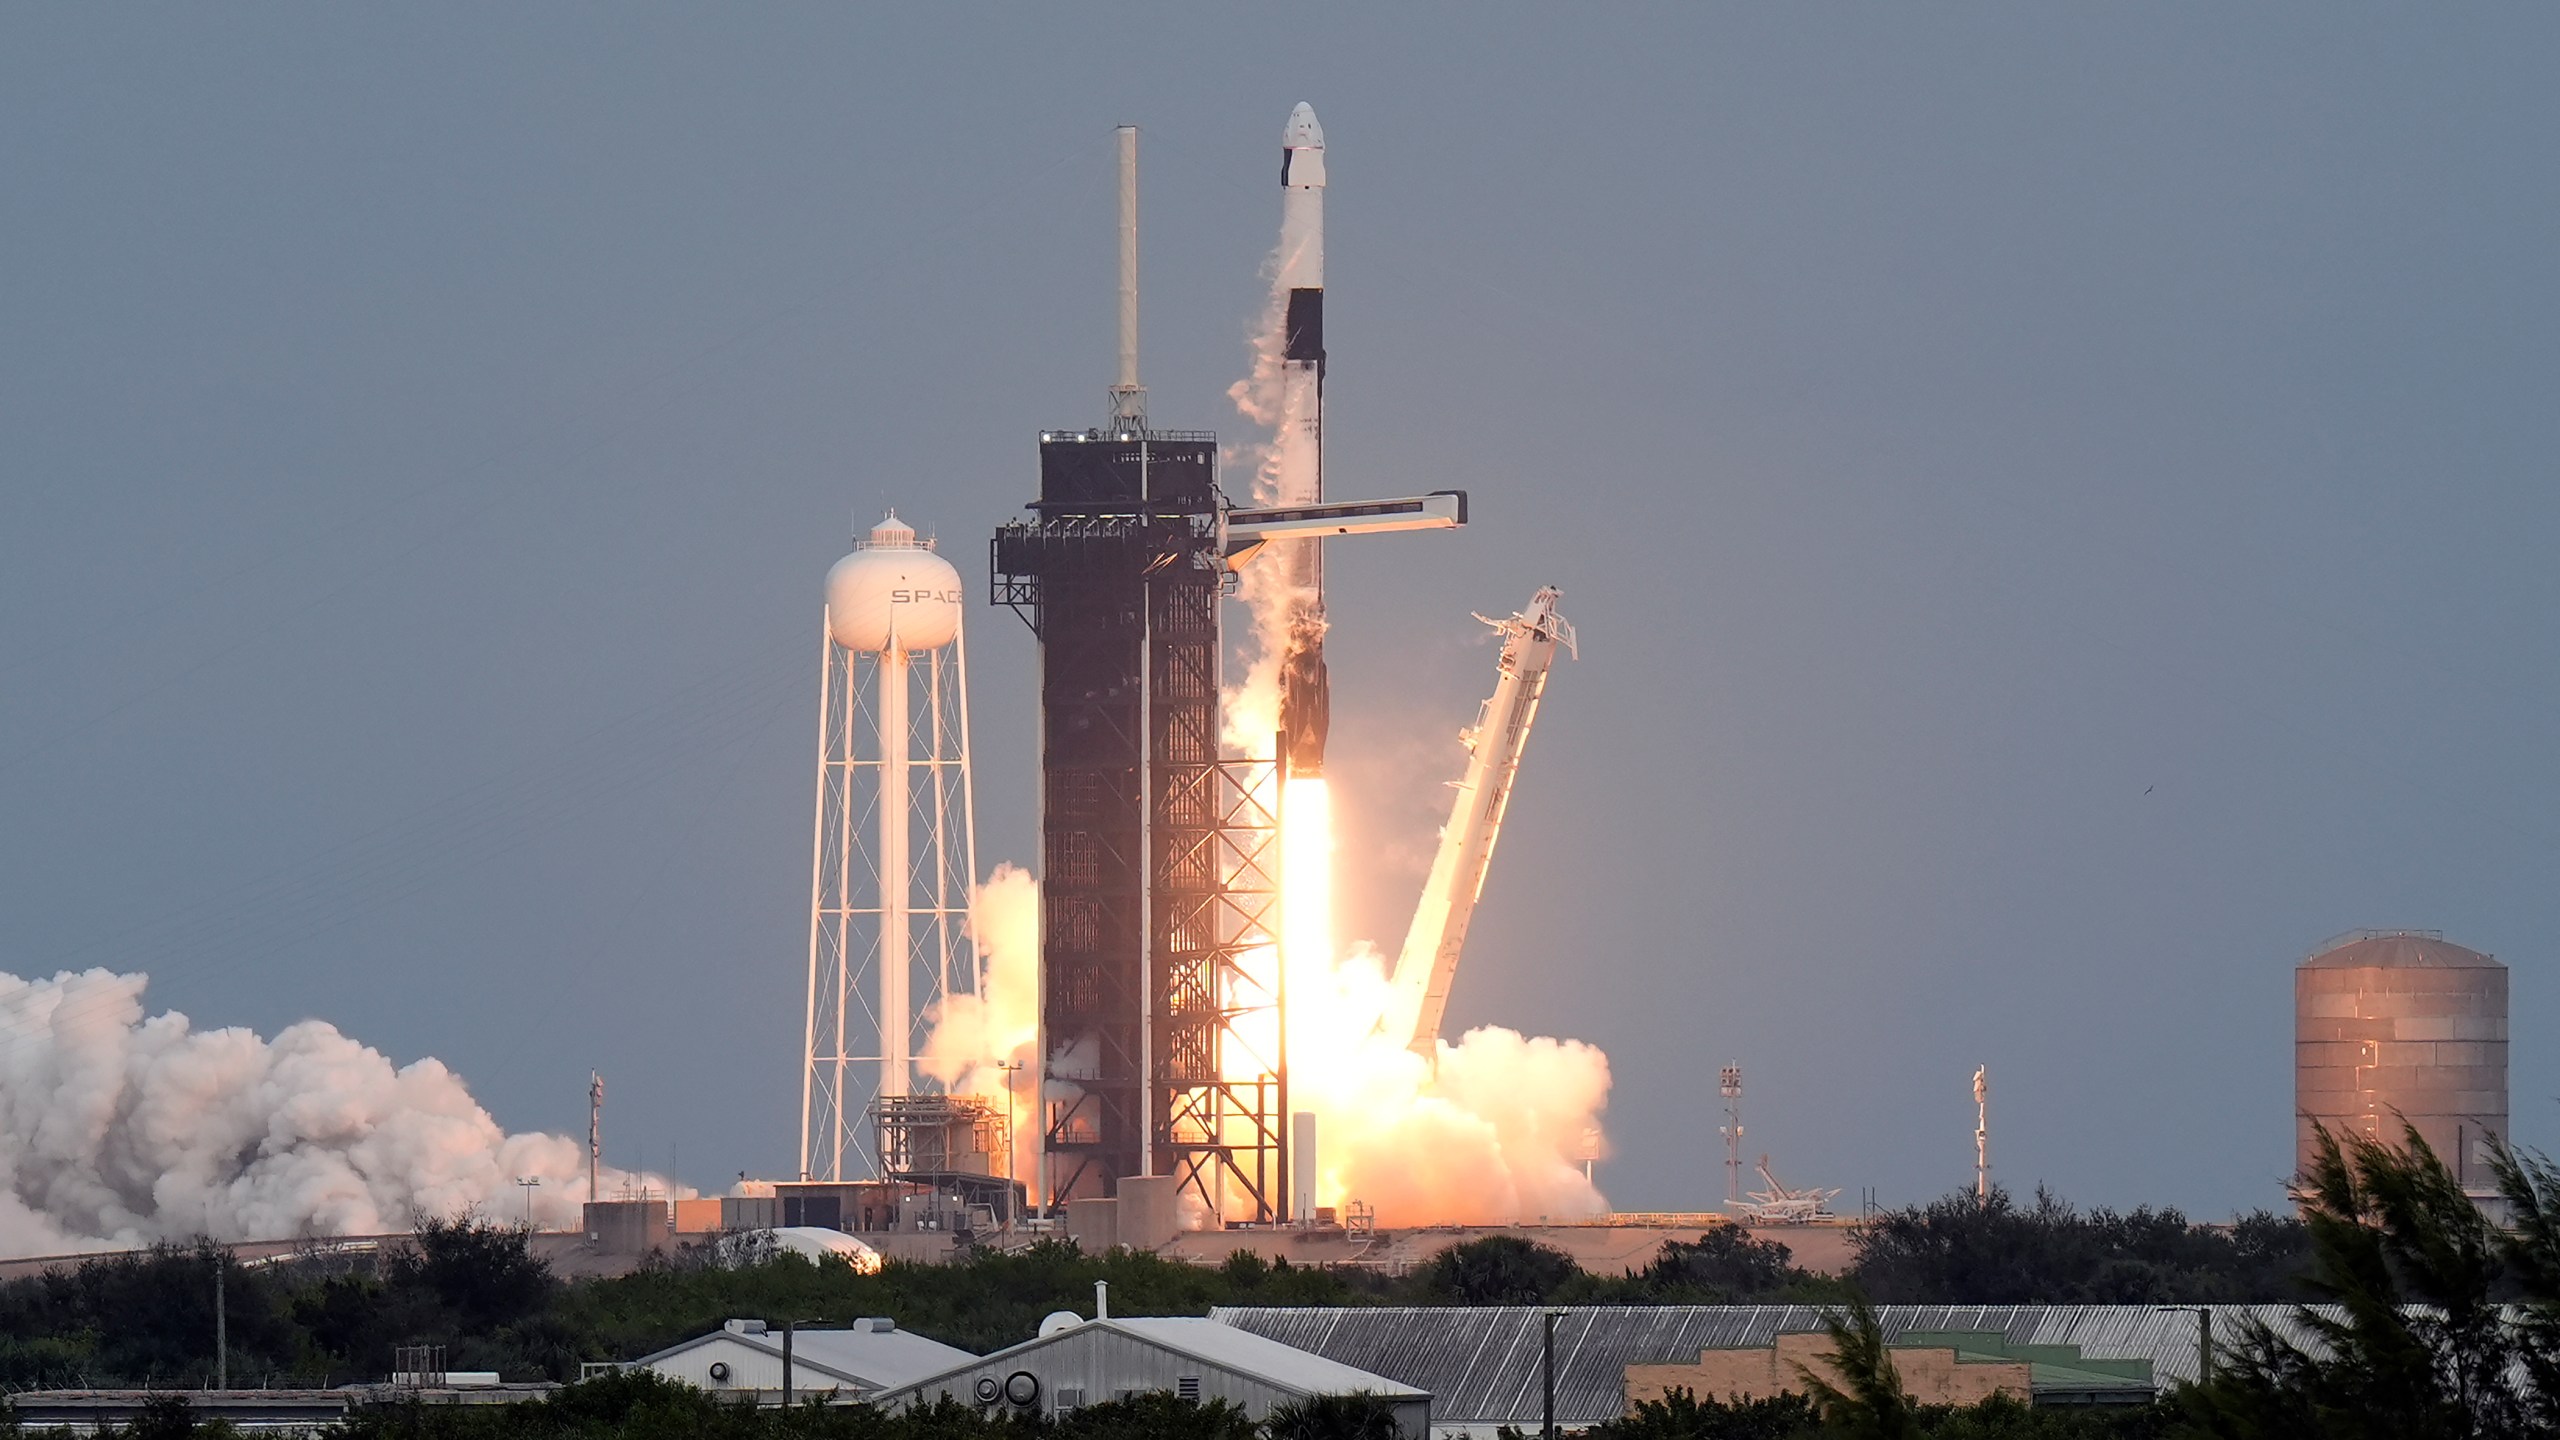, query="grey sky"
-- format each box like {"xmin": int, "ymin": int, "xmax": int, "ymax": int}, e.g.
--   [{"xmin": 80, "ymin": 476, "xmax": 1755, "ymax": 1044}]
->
[{"xmin": 5, "ymin": 7, "xmax": 2555, "ymax": 1218}]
